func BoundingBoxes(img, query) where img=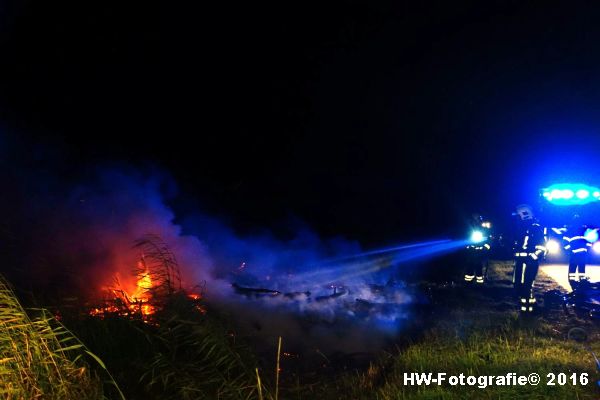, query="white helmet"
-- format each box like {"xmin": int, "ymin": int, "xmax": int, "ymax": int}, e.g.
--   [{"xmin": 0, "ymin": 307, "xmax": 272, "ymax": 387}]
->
[{"xmin": 515, "ymin": 204, "xmax": 534, "ymax": 221}]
